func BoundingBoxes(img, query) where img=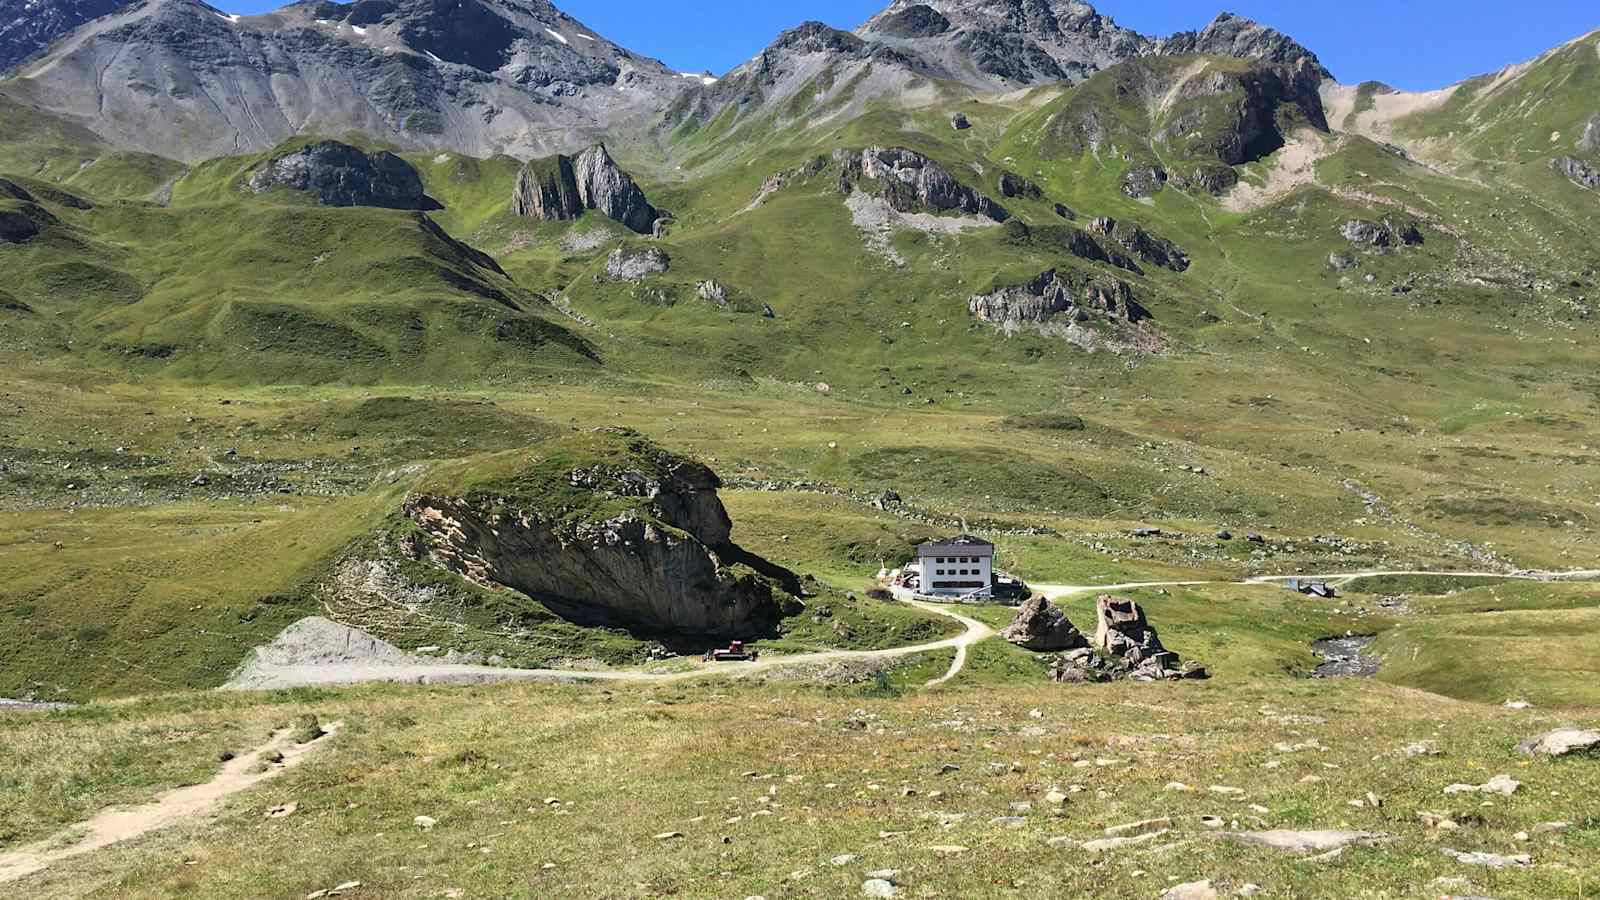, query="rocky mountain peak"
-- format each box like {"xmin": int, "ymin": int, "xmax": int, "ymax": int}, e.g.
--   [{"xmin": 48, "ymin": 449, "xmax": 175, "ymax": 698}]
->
[
  {"xmin": 859, "ymin": 0, "xmax": 1146, "ymax": 86},
  {"xmin": 1155, "ymin": 11, "xmax": 1331, "ymax": 80},
  {"xmin": 0, "ymin": 0, "xmax": 135, "ymax": 74},
  {"xmin": 1, "ymin": 0, "xmax": 691, "ymax": 161}
]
